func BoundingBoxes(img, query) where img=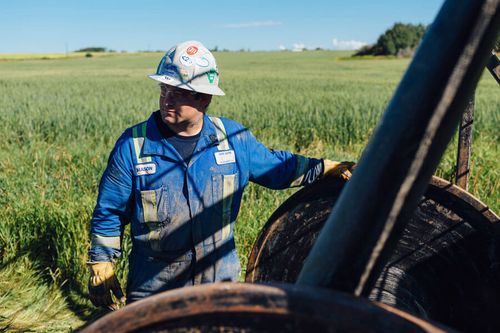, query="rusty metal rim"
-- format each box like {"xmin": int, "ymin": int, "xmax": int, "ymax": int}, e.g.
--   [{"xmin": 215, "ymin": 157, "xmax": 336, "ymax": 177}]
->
[
  {"xmin": 82, "ymin": 282, "xmax": 452, "ymax": 333},
  {"xmin": 246, "ymin": 176, "xmax": 345, "ymax": 282},
  {"xmin": 428, "ymin": 176, "xmax": 499, "ymax": 225},
  {"xmin": 246, "ymin": 175, "xmax": 499, "ymax": 282}
]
